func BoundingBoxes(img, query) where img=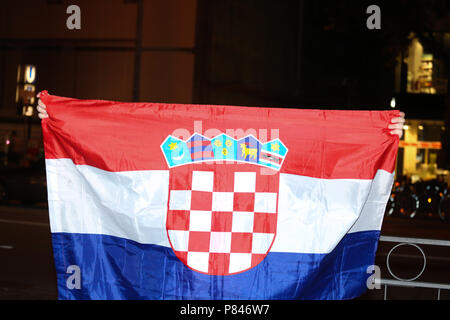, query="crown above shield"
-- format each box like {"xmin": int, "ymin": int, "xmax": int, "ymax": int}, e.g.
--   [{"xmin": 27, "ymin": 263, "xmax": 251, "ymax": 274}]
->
[{"xmin": 161, "ymin": 132, "xmax": 288, "ymax": 171}]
